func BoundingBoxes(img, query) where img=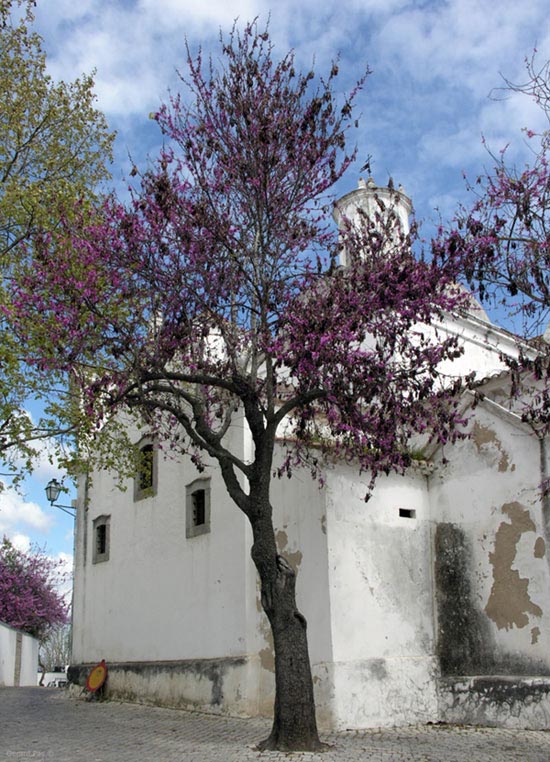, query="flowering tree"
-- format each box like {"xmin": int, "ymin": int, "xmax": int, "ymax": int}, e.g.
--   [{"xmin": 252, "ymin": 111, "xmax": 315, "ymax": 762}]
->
[
  {"xmin": 0, "ymin": 0, "xmax": 113, "ymax": 479},
  {"xmin": 10, "ymin": 24, "xmax": 469, "ymax": 750},
  {"xmin": 432, "ymin": 55, "xmax": 550, "ymax": 432},
  {"xmin": 0, "ymin": 537, "xmax": 69, "ymax": 640}
]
